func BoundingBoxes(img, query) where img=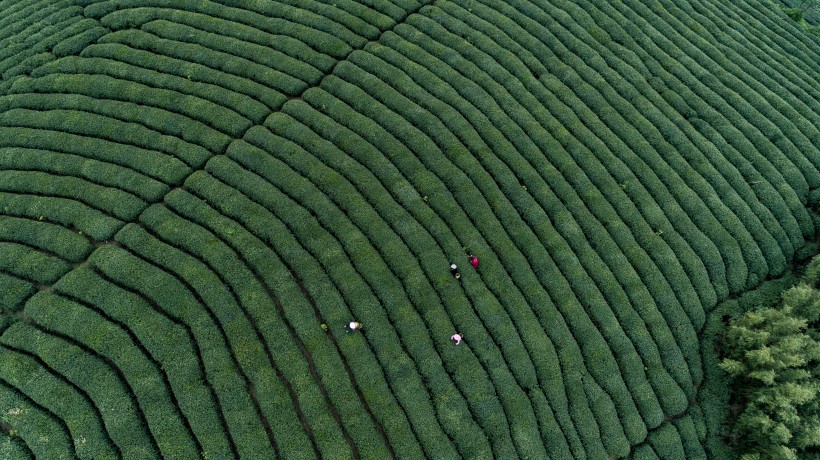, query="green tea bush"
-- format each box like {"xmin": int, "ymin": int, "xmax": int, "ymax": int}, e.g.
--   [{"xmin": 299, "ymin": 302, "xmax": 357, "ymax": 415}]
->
[
  {"xmin": 0, "ymin": 273, "xmax": 34, "ymax": 315},
  {"xmin": 0, "ymin": 242, "xmax": 70, "ymax": 285},
  {"xmin": 54, "ymin": 267, "xmax": 234, "ymax": 458},
  {"xmin": 0, "ymin": 126, "xmax": 190, "ymax": 186},
  {"xmin": 0, "ymin": 169, "xmax": 144, "ymax": 222},
  {"xmin": 0, "ymin": 346, "xmax": 118, "ymax": 459},
  {"xmin": 2, "ymin": 321, "xmax": 158, "ymax": 458},
  {"xmin": 673, "ymin": 416, "xmax": 708, "ymax": 459},
  {"xmin": 647, "ymin": 421, "xmax": 688, "ymax": 459},
  {"xmin": 0, "ymin": 146, "xmax": 168, "ymax": 204},
  {"xmin": 85, "ymin": 0, "xmax": 356, "ymax": 57},
  {"xmin": 0, "ymin": 214, "xmax": 91, "ymax": 263},
  {"xmin": 0, "ymin": 193, "xmax": 122, "ymax": 242},
  {"xmin": 0, "ymin": 379, "xmax": 74, "ymax": 459}
]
